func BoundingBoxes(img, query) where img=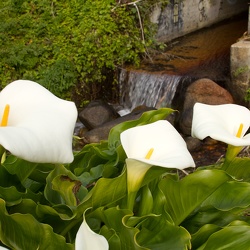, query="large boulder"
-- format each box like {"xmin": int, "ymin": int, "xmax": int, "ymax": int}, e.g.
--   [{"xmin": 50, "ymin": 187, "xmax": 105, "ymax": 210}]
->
[{"xmin": 178, "ymin": 78, "xmax": 234, "ymax": 135}]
